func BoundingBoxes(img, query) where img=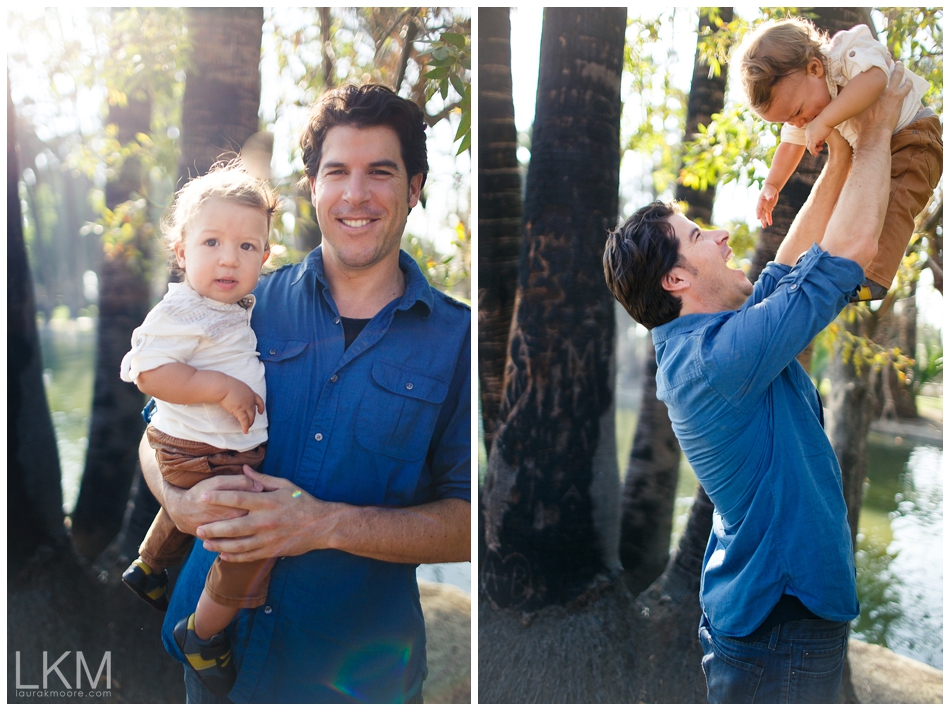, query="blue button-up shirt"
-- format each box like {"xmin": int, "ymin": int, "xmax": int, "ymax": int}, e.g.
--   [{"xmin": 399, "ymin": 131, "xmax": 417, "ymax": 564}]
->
[
  {"xmin": 161, "ymin": 248, "xmax": 471, "ymax": 702},
  {"xmin": 652, "ymin": 244, "xmax": 861, "ymax": 638}
]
